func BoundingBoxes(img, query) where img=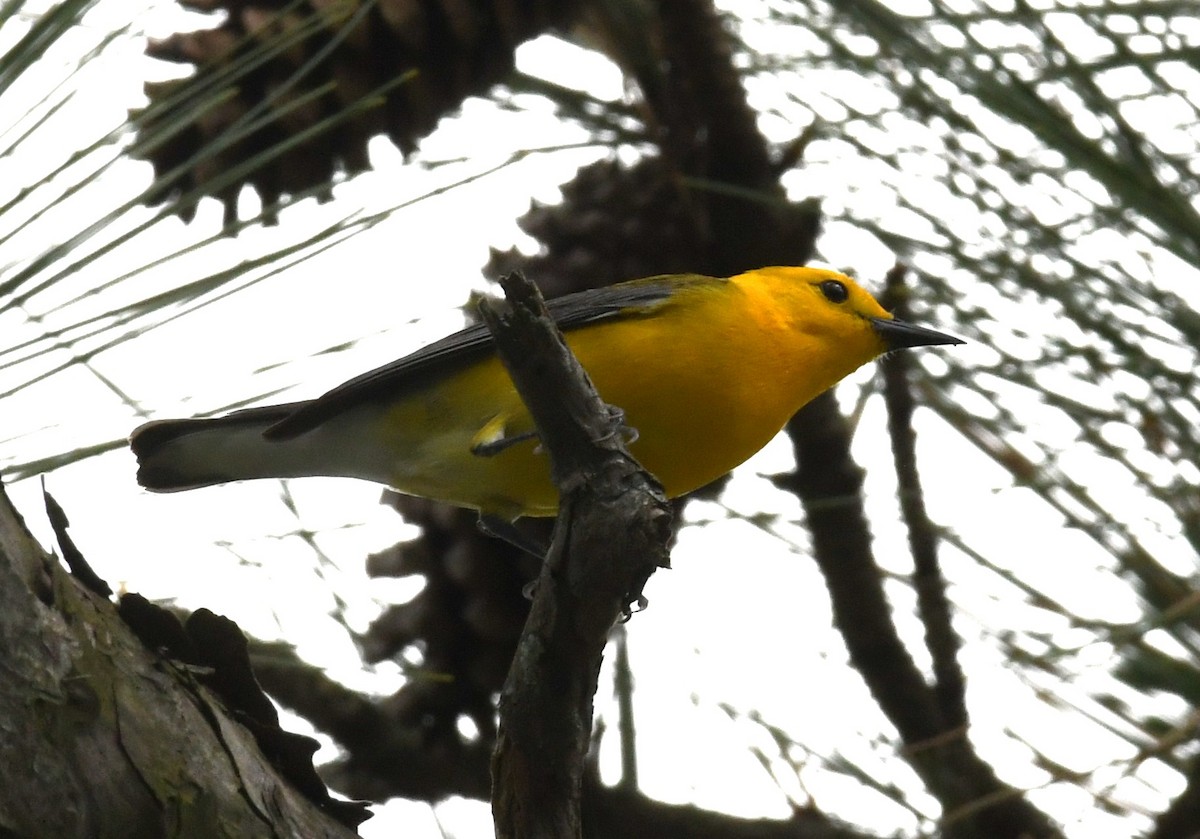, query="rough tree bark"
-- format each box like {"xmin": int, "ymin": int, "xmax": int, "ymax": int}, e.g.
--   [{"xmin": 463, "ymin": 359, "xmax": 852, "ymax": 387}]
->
[
  {"xmin": 0, "ymin": 482, "xmax": 369, "ymax": 839},
  {"xmin": 480, "ymin": 272, "xmax": 673, "ymax": 838}
]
